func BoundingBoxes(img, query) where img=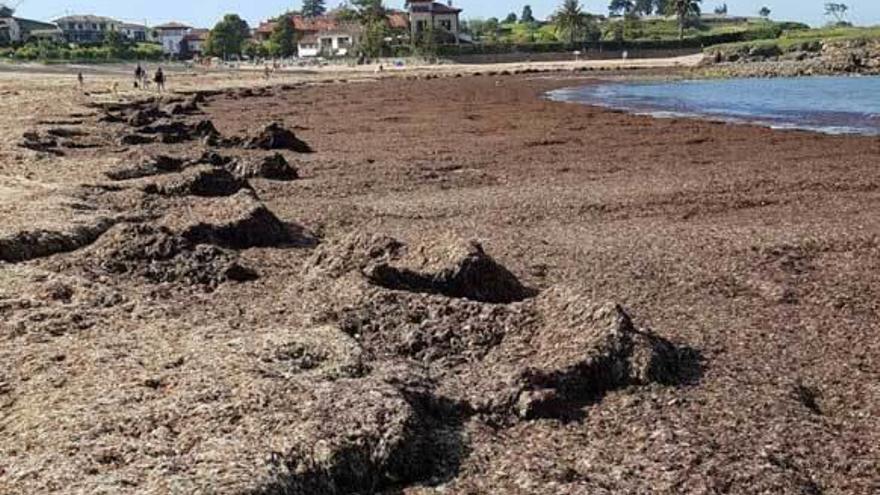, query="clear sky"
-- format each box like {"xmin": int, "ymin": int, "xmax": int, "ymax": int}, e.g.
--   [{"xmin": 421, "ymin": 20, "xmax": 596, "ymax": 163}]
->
[{"xmin": 9, "ymin": 1, "xmax": 880, "ymax": 29}]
